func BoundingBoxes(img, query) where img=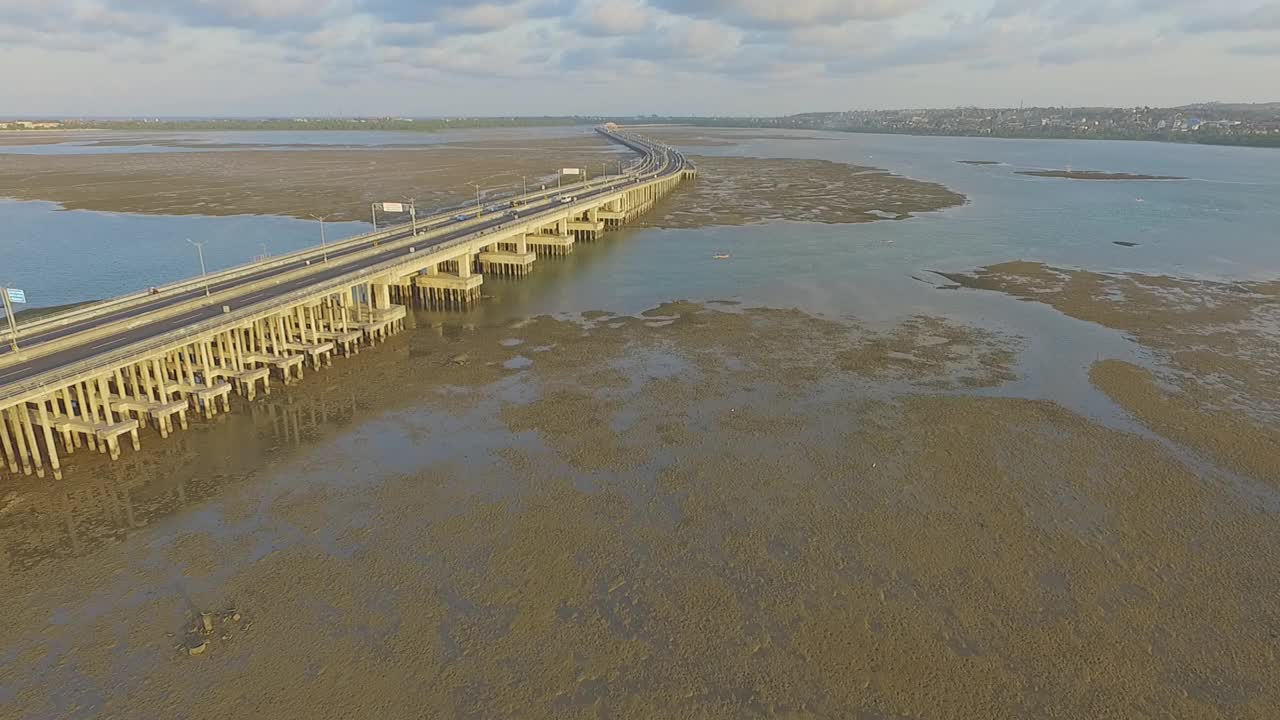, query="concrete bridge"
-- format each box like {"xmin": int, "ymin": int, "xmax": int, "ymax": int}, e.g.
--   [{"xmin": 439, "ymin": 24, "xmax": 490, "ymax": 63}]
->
[{"xmin": 0, "ymin": 128, "xmax": 694, "ymax": 480}]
